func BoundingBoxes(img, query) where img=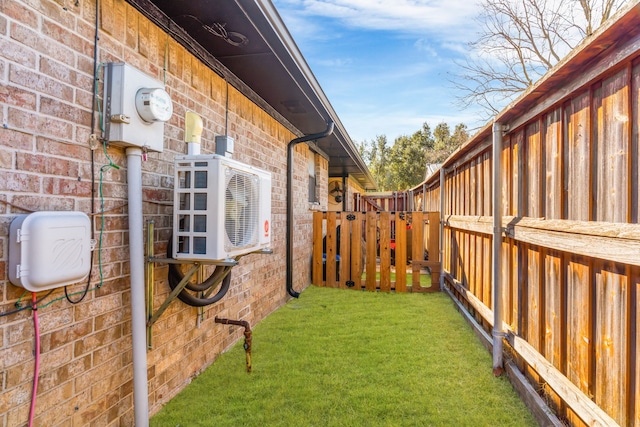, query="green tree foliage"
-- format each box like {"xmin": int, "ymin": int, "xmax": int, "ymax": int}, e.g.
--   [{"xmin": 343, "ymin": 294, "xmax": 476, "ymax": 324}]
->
[{"xmin": 360, "ymin": 122, "xmax": 469, "ymax": 191}]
